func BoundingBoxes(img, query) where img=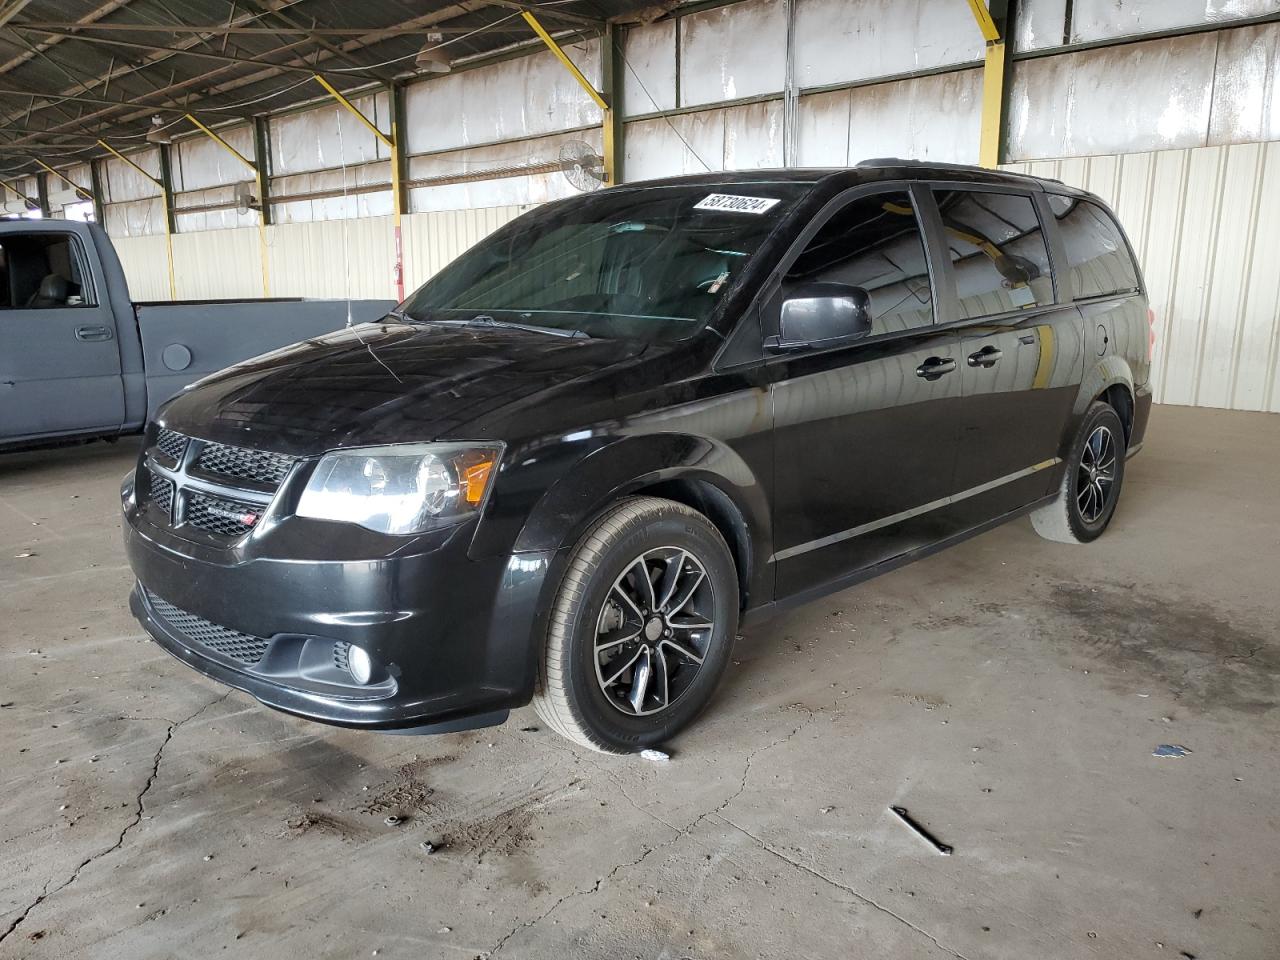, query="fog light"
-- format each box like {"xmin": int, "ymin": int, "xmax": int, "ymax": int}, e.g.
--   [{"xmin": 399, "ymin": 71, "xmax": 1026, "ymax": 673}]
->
[{"xmin": 348, "ymin": 645, "xmax": 374, "ymax": 685}]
